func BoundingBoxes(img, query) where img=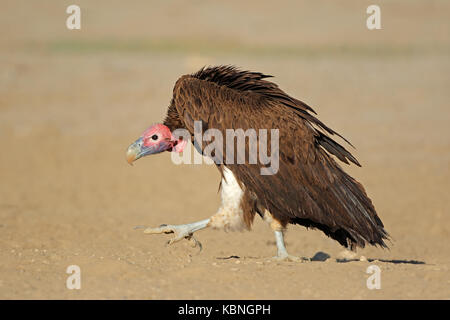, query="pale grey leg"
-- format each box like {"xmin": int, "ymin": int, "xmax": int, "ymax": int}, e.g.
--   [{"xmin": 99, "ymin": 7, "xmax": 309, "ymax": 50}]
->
[
  {"xmin": 274, "ymin": 230, "xmax": 289, "ymax": 257},
  {"xmin": 272, "ymin": 230, "xmax": 308, "ymax": 262},
  {"xmin": 142, "ymin": 218, "xmax": 210, "ymax": 249},
  {"xmin": 260, "ymin": 209, "xmax": 308, "ymax": 262}
]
